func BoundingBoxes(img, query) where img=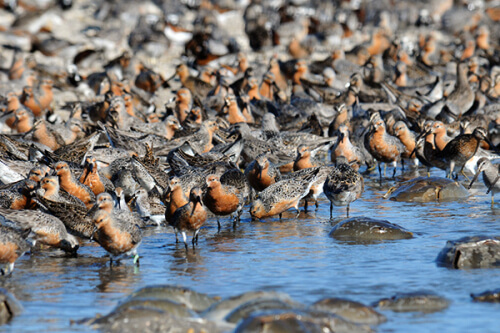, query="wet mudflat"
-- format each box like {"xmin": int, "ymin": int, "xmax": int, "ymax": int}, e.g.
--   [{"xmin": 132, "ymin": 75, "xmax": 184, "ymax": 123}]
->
[{"xmin": 2, "ymin": 167, "xmax": 500, "ymax": 332}]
